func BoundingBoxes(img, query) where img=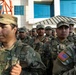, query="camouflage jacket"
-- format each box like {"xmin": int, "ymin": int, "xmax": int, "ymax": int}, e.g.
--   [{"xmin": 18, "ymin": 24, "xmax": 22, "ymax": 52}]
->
[
  {"xmin": 67, "ymin": 33, "xmax": 76, "ymax": 43},
  {"xmin": 48, "ymin": 37, "xmax": 73, "ymax": 60},
  {"xmin": 53, "ymin": 43, "xmax": 76, "ymax": 75},
  {"xmin": 28, "ymin": 36, "xmax": 50, "ymax": 54},
  {"xmin": 0, "ymin": 40, "xmax": 46, "ymax": 75},
  {"xmin": 41, "ymin": 37, "xmax": 73, "ymax": 65},
  {"xmin": 19, "ymin": 35, "xmax": 31, "ymax": 44}
]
